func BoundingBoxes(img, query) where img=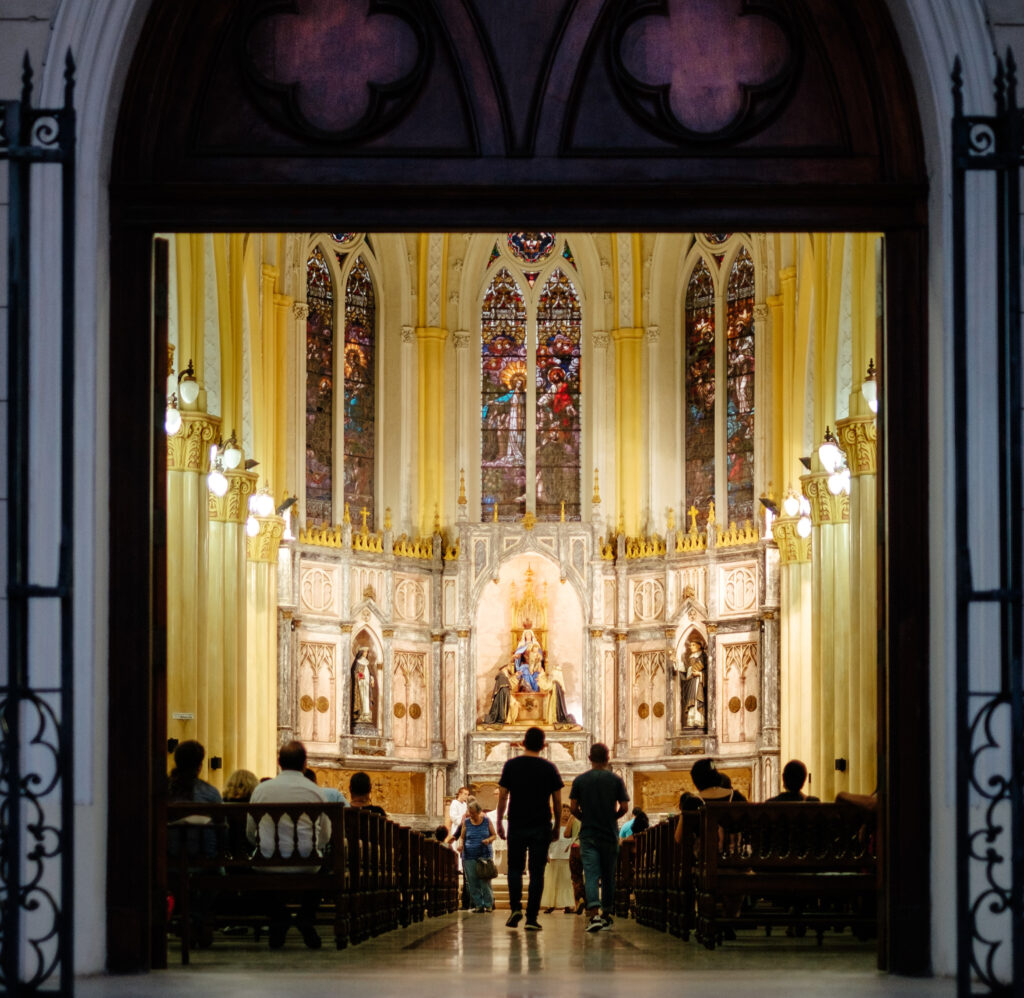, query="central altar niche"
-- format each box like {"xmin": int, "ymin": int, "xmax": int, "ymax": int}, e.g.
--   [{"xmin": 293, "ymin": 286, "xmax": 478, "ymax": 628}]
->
[{"xmin": 475, "ymin": 555, "xmax": 583, "ymax": 730}]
